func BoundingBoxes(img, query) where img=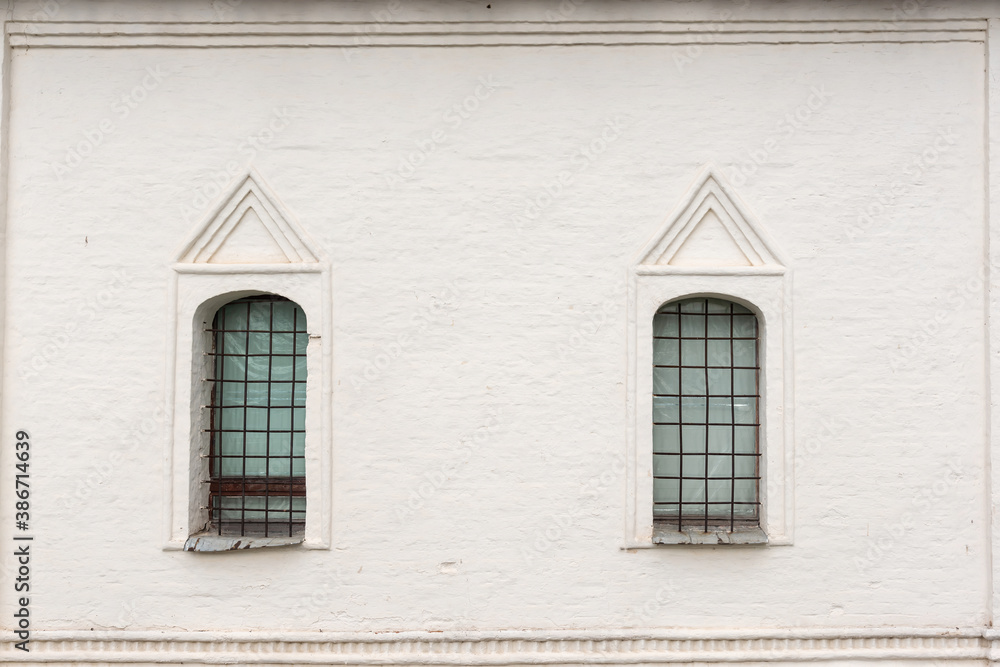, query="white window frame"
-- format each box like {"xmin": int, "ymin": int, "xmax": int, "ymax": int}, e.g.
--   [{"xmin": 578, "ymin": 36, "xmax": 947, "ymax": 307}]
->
[
  {"xmin": 163, "ymin": 172, "xmax": 332, "ymax": 550},
  {"xmin": 624, "ymin": 167, "xmax": 794, "ymax": 547}
]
